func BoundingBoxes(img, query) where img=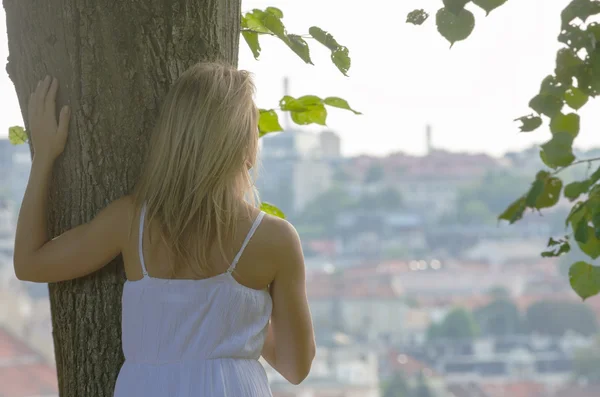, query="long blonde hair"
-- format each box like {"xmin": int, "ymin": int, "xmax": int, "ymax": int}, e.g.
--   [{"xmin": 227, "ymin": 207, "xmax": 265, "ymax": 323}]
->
[{"xmin": 133, "ymin": 61, "xmax": 259, "ymax": 277}]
